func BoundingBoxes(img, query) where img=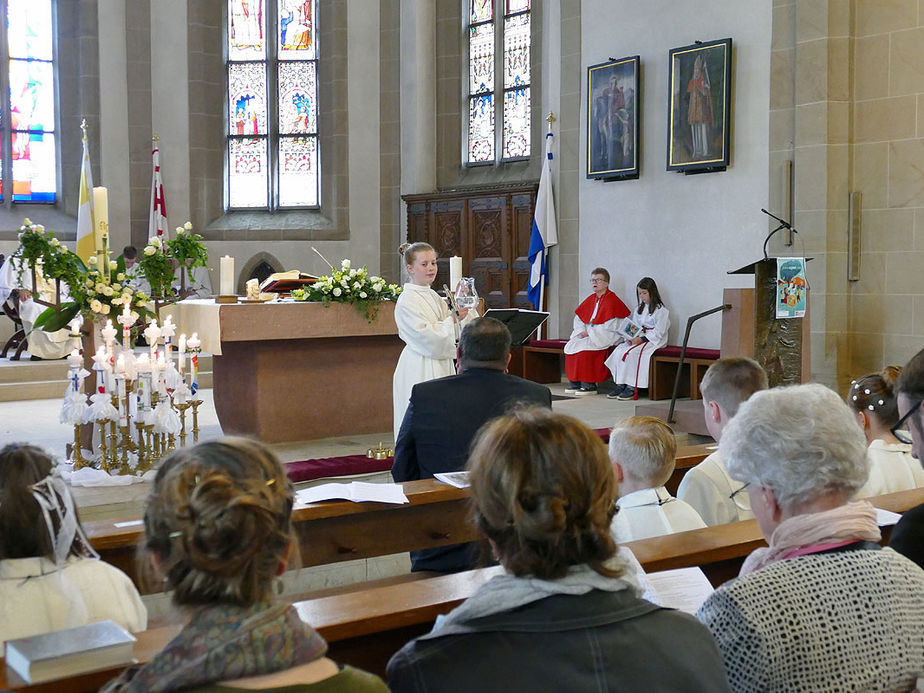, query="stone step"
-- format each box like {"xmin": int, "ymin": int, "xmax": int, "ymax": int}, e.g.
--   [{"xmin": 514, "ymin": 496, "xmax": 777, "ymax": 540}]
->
[{"xmin": 0, "ymin": 355, "xmax": 213, "ymax": 401}]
